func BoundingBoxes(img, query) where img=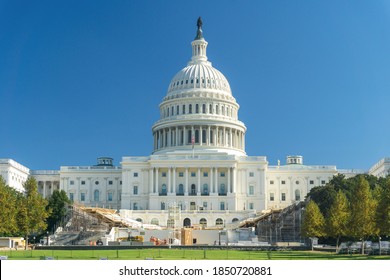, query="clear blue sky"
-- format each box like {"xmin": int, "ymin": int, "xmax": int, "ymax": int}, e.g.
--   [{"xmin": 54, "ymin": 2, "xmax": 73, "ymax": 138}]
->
[{"xmin": 1, "ymin": 0, "xmax": 389, "ymax": 170}]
